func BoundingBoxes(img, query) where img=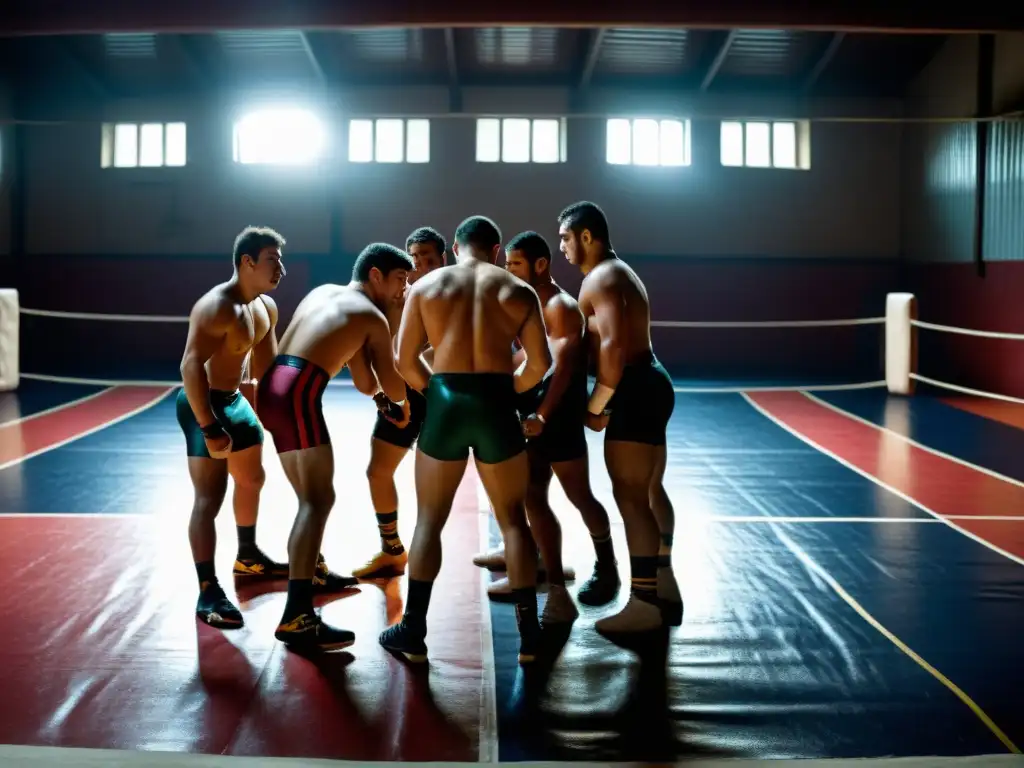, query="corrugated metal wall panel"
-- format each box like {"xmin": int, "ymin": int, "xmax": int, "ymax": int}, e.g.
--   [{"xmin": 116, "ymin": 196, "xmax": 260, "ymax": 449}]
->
[
  {"xmin": 984, "ymin": 120, "xmax": 1024, "ymax": 262},
  {"xmin": 902, "ymin": 121, "xmax": 977, "ymax": 262}
]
